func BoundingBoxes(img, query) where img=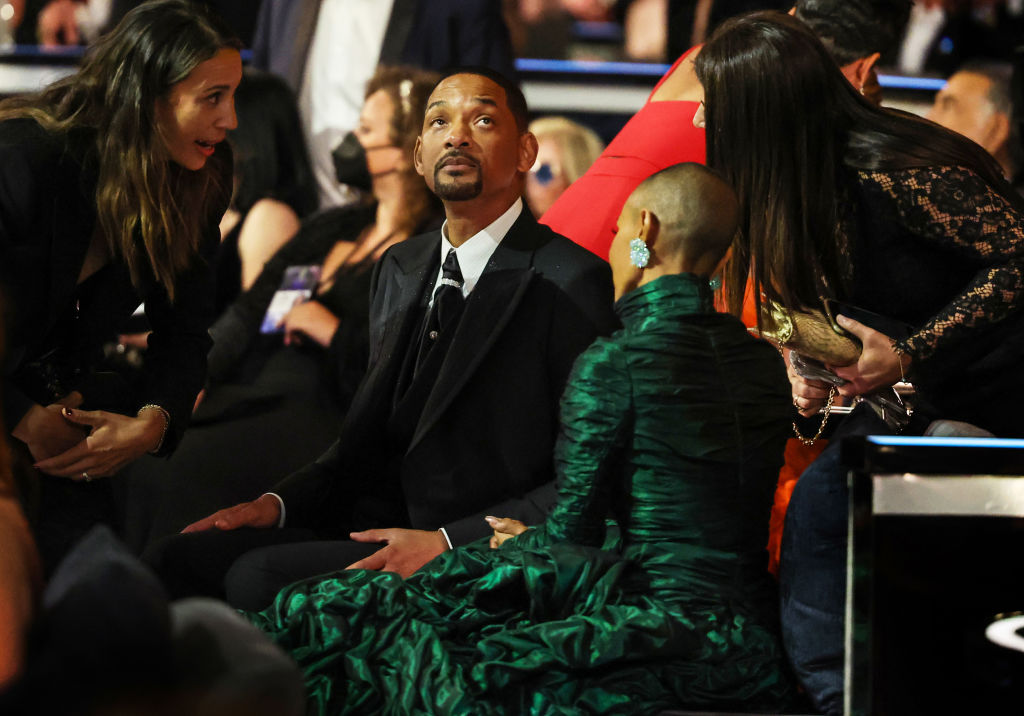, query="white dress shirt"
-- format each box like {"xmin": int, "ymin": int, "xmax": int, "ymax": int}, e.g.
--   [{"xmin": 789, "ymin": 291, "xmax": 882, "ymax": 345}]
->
[{"xmin": 432, "ymin": 198, "xmax": 523, "ymax": 303}]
